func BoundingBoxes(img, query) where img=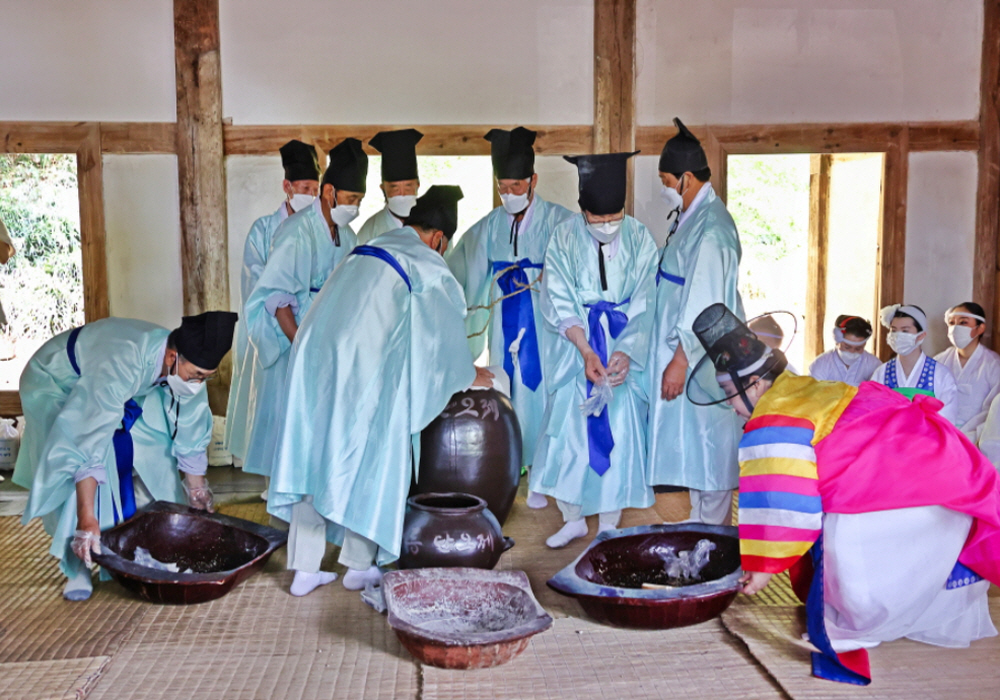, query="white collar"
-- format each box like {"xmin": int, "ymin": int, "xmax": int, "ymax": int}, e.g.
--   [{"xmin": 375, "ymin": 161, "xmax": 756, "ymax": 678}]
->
[
  {"xmin": 152, "ymin": 339, "xmax": 168, "ymax": 386},
  {"xmin": 678, "ymin": 182, "xmax": 713, "ymax": 227},
  {"xmin": 275, "ymin": 201, "xmax": 290, "ymax": 221},
  {"xmin": 383, "ymin": 205, "xmax": 402, "ymax": 227},
  {"xmin": 895, "ymin": 351, "xmax": 928, "ymax": 384},
  {"xmin": 592, "ymin": 230, "xmax": 621, "ymax": 260}
]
